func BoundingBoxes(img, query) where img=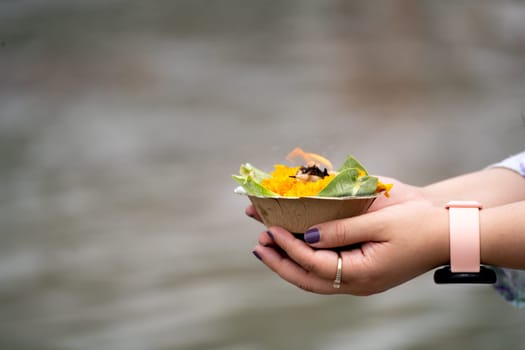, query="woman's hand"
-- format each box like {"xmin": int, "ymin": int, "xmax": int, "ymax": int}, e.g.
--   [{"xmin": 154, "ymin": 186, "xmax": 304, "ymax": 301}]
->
[{"xmin": 250, "ymin": 178, "xmax": 450, "ymax": 295}]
